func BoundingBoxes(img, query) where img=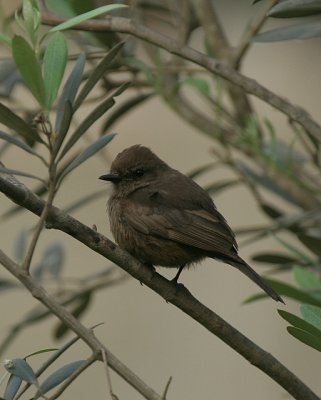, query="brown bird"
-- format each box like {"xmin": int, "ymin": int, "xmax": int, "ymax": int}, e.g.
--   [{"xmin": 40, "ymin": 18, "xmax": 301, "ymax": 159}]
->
[{"xmin": 99, "ymin": 145, "xmax": 284, "ymax": 303}]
